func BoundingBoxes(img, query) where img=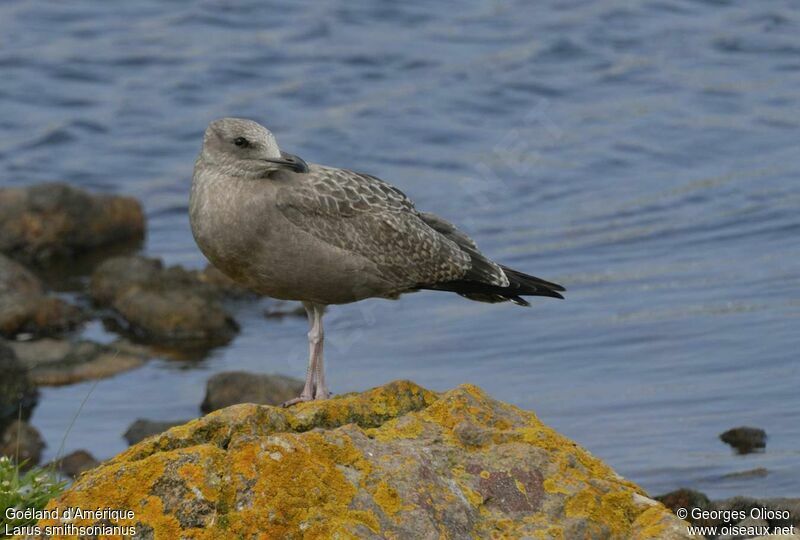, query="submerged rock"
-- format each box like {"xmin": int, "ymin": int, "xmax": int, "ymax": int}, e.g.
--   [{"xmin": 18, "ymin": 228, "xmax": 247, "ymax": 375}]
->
[
  {"xmin": 0, "ymin": 182, "xmax": 144, "ymax": 267},
  {"xmin": 124, "ymin": 419, "xmax": 189, "ymax": 446},
  {"xmin": 0, "ymin": 420, "xmax": 44, "ymax": 467},
  {"xmin": 37, "ymin": 381, "xmax": 690, "ymax": 539},
  {"xmin": 90, "ymin": 255, "xmax": 239, "ymax": 348},
  {"xmin": 719, "ymin": 426, "xmax": 767, "ymax": 454},
  {"xmin": 0, "ymin": 341, "xmax": 38, "ymax": 432},
  {"xmin": 8, "ymin": 338, "xmax": 150, "ymax": 386},
  {"xmin": 200, "ymin": 371, "xmax": 304, "ymax": 413},
  {"xmin": 0, "ymin": 254, "xmax": 84, "ymax": 338},
  {"xmin": 721, "ymin": 467, "xmax": 769, "ymax": 480}
]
